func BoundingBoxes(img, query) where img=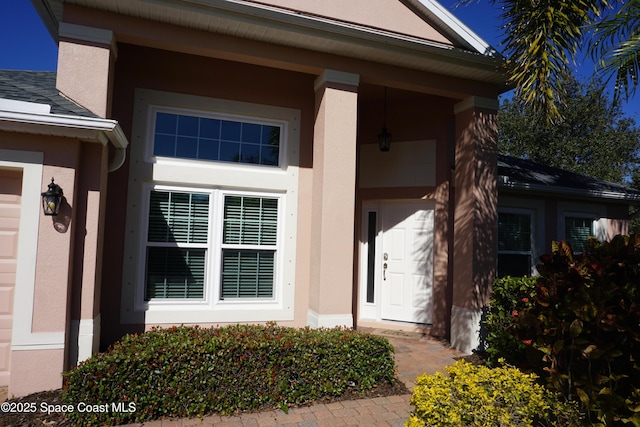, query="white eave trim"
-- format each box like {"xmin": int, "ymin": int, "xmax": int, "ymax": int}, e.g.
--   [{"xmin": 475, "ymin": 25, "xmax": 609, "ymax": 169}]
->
[
  {"xmin": 408, "ymin": 0, "xmax": 499, "ymax": 56},
  {"xmin": 185, "ymin": 0, "xmax": 502, "ymax": 62},
  {"xmin": 0, "ymin": 107, "xmax": 129, "ymax": 149}
]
